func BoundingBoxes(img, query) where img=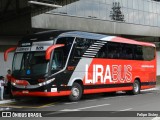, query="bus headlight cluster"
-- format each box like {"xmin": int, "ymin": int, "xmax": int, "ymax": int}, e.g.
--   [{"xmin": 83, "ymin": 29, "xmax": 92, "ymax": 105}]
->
[
  {"xmin": 12, "ymin": 82, "xmax": 16, "ymax": 86},
  {"xmin": 38, "ymin": 78, "xmax": 55, "ymax": 87}
]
